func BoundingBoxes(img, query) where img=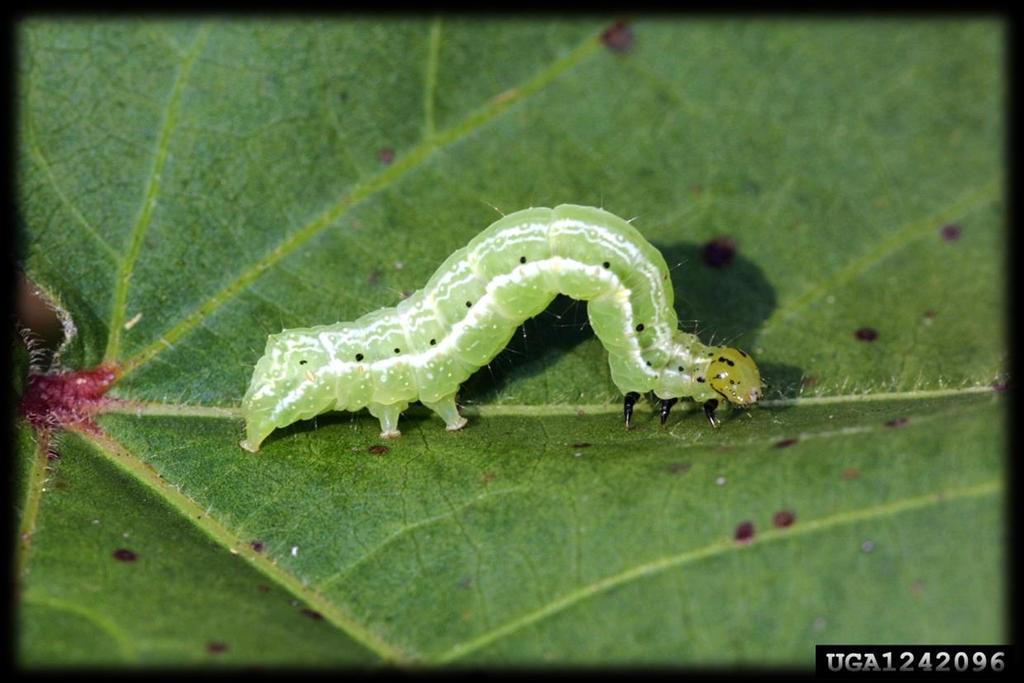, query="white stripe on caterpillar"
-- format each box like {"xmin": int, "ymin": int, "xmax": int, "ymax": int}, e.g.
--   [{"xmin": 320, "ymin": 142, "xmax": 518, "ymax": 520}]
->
[{"xmin": 240, "ymin": 204, "xmax": 762, "ymax": 452}]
